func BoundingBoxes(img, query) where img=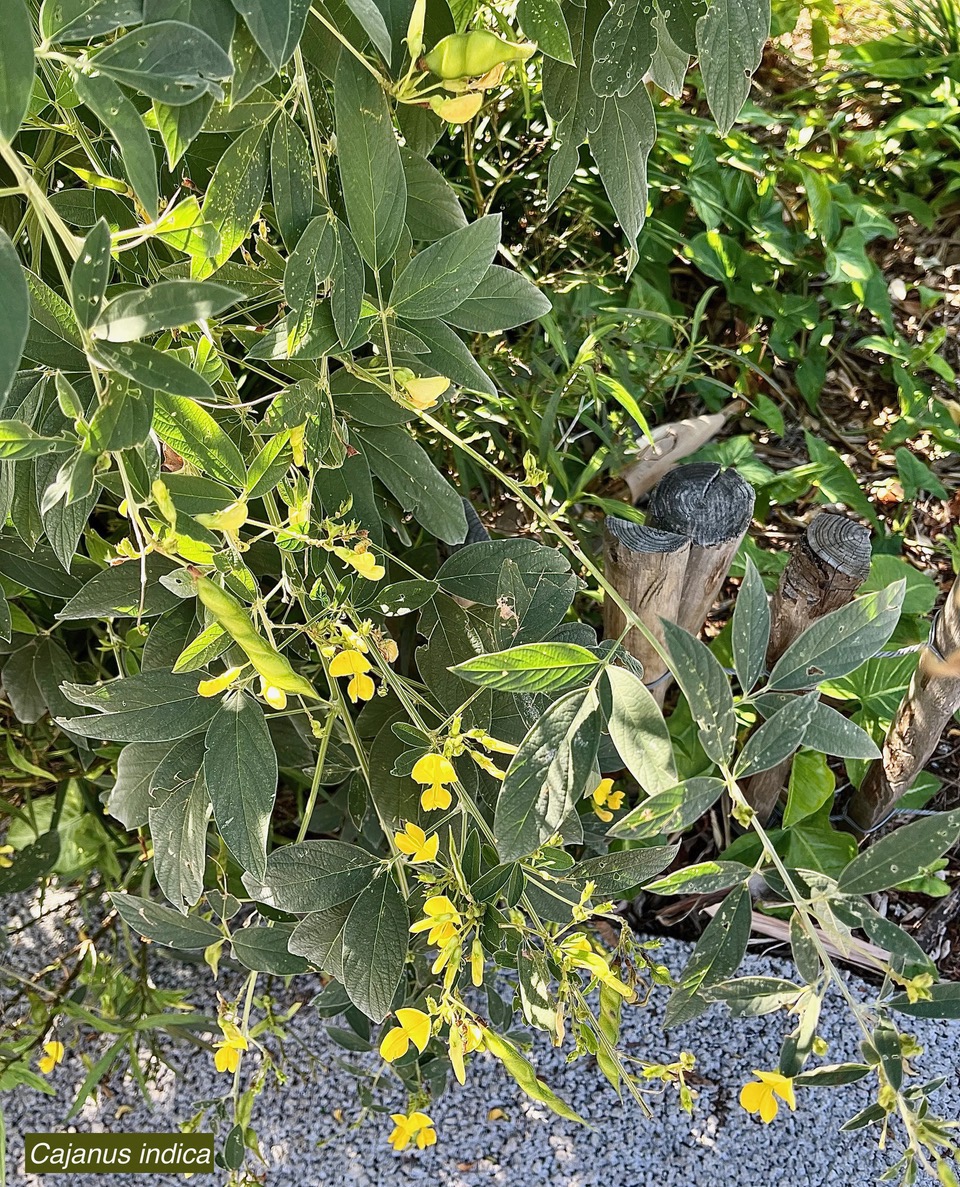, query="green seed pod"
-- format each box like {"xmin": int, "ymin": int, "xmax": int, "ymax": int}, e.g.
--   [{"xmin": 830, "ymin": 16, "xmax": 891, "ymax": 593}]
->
[
  {"xmin": 195, "ymin": 574, "xmax": 317, "ymax": 699},
  {"xmin": 423, "ymin": 30, "xmax": 534, "ymax": 80}
]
